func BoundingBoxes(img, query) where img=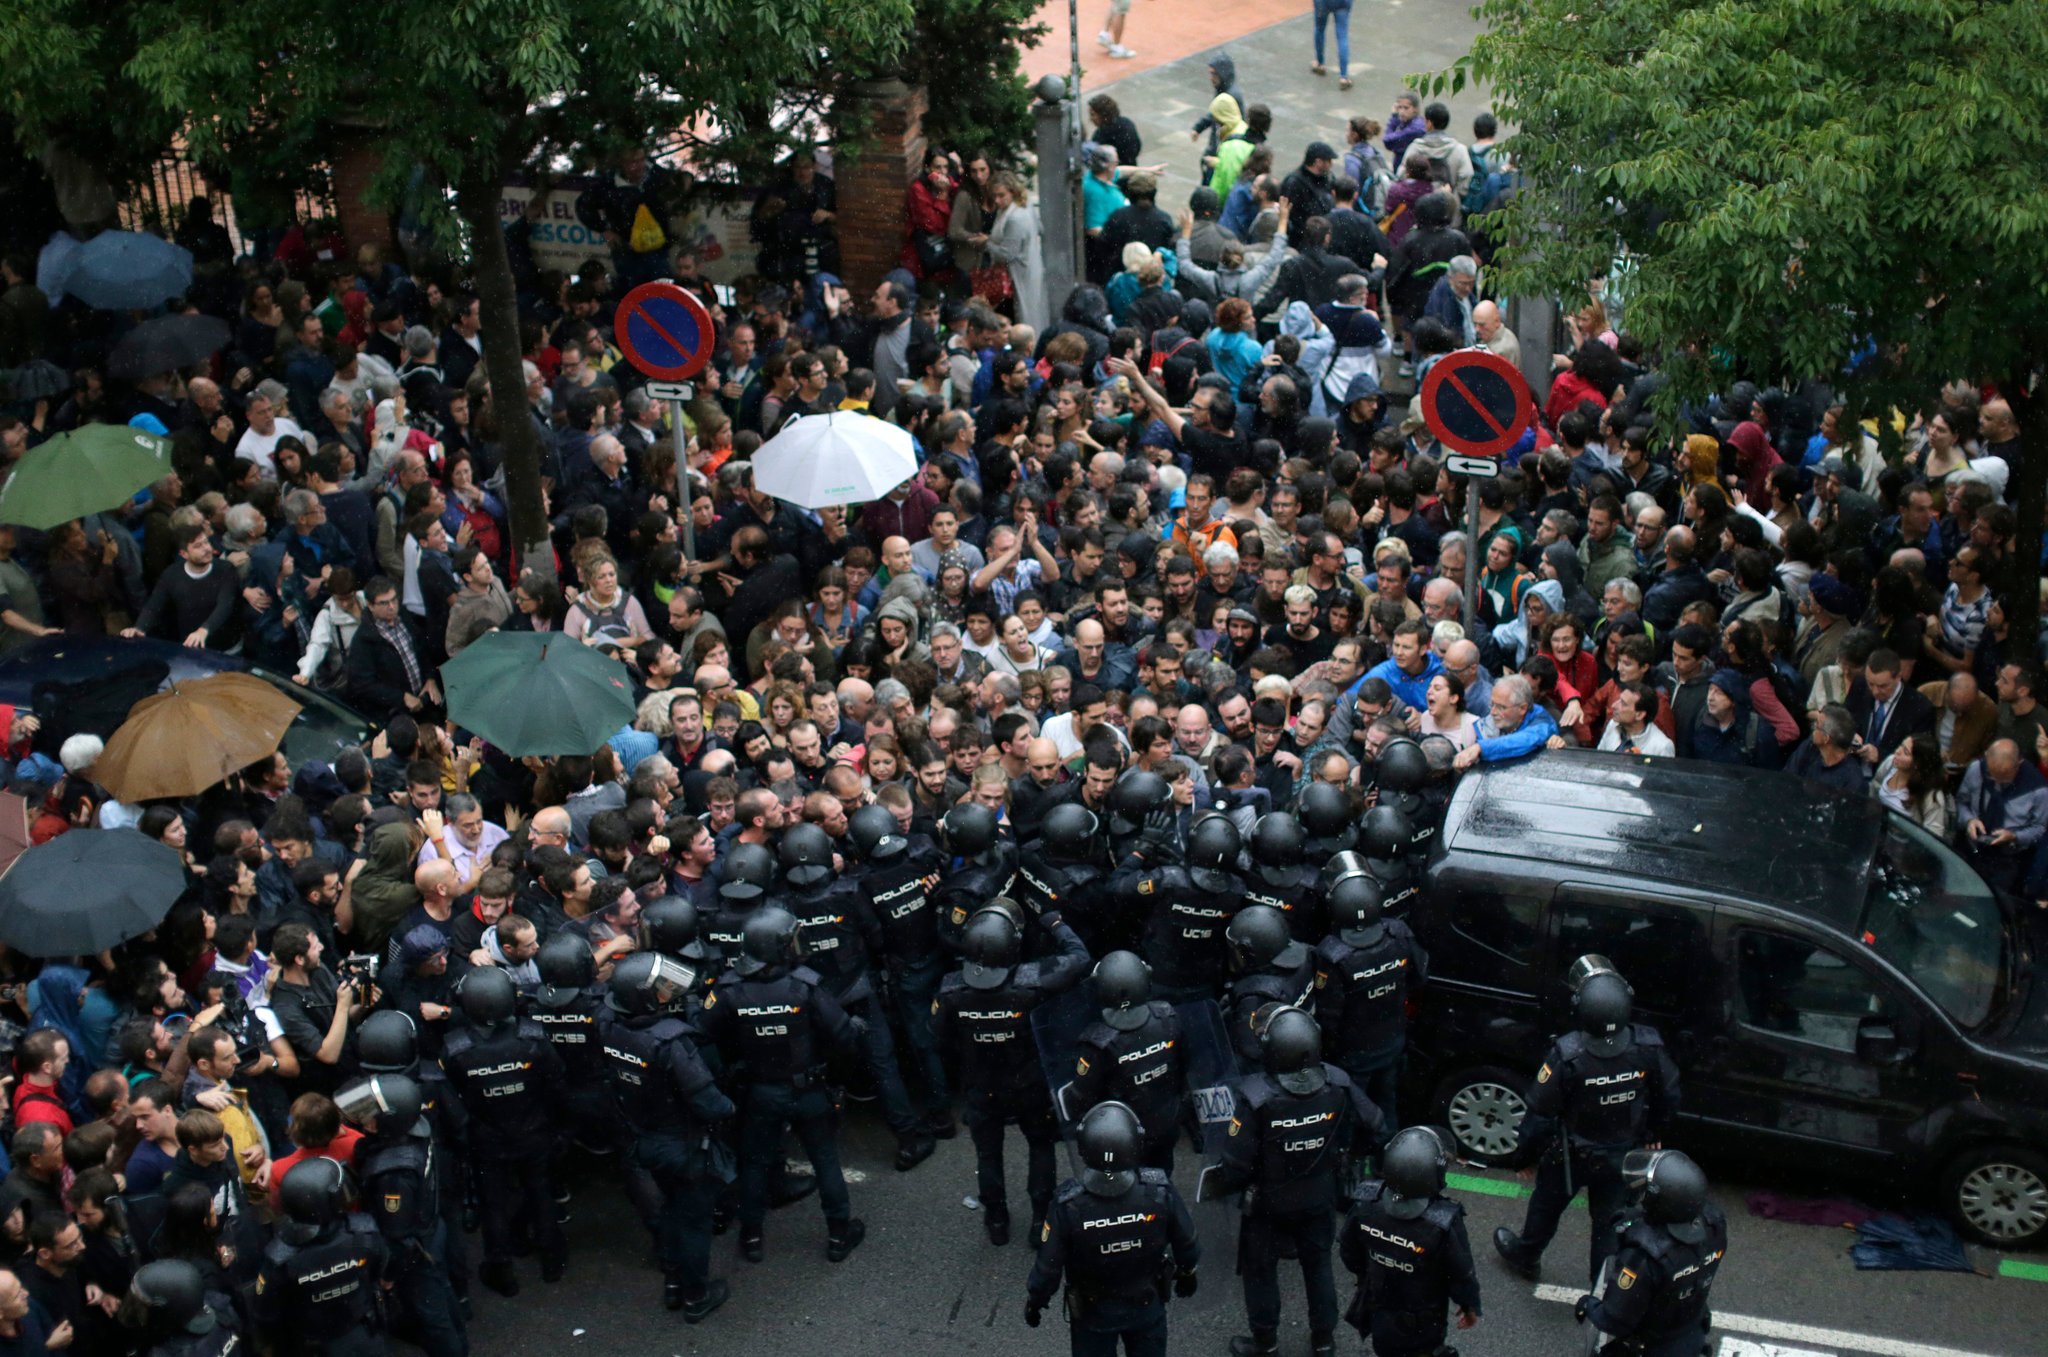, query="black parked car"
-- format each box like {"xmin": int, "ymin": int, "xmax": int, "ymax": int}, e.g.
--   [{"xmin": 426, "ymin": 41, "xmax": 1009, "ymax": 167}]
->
[{"xmin": 1406, "ymin": 749, "xmax": 2048, "ymax": 1247}]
